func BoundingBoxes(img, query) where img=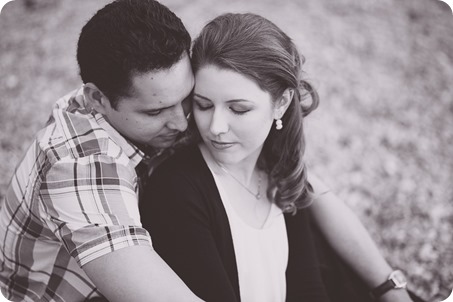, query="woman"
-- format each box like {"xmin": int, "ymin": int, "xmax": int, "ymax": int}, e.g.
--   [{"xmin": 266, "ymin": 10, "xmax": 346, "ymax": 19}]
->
[{"xmin": 141, "ymin": 13, "xmax": 417, "ymax": 302}]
